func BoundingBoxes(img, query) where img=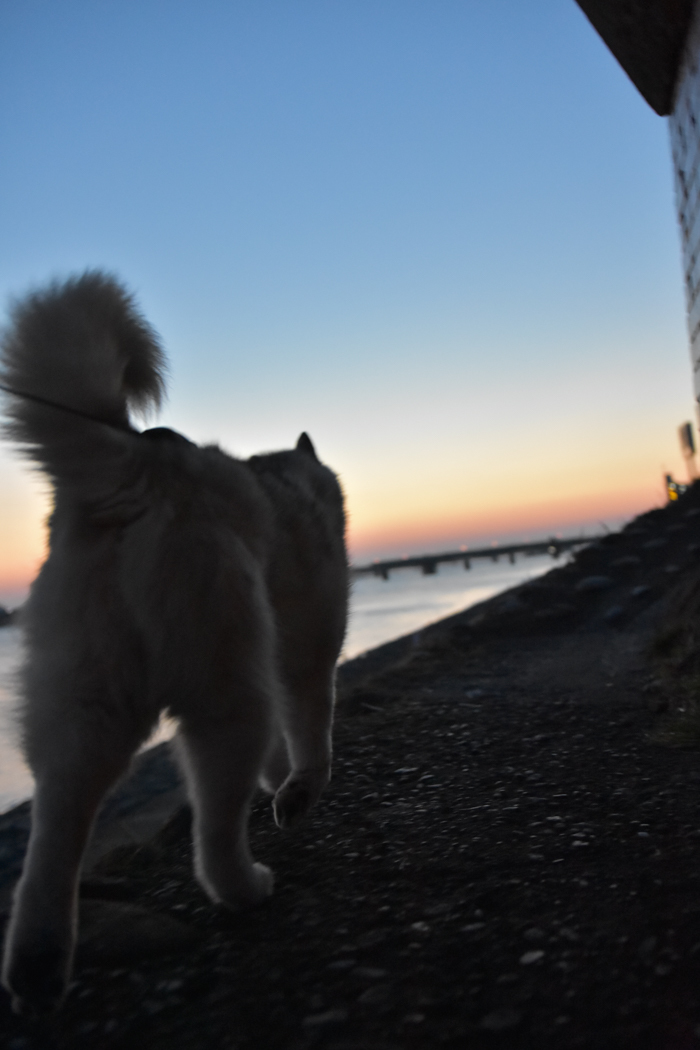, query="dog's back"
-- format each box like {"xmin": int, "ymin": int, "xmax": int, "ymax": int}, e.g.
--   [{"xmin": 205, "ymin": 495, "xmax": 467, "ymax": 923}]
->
[{"xmin": 0, "ymin": 272, "xmax": 347, "ymax": 1014}]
